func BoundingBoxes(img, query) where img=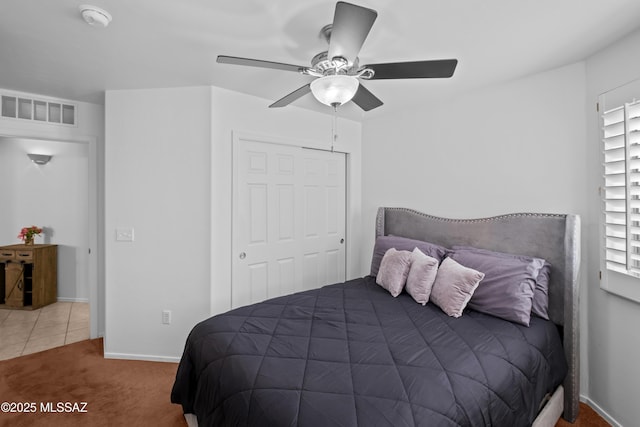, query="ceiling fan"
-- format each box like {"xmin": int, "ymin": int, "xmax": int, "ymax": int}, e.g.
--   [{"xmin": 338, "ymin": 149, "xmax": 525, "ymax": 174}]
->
[{"xmin": 217, "ymin": 1, "xmax": 458, "ymax": 112}]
